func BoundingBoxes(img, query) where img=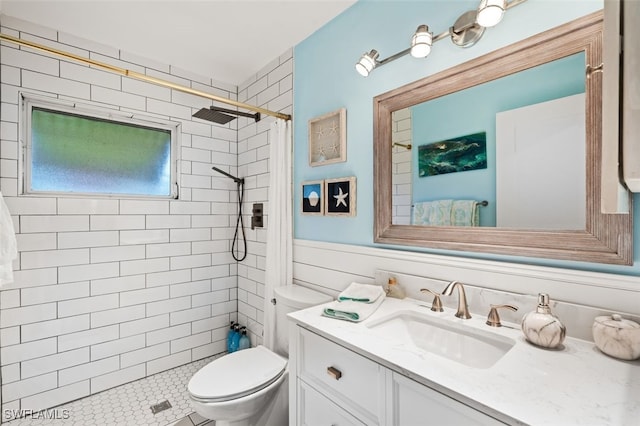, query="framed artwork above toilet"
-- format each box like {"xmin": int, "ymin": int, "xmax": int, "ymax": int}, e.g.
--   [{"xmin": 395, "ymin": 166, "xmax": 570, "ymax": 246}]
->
[
  {"xmin": 308, "ymin": 108, "xmax": 347, "ymax": 166},
  {"xmin": 325, "ymin": 176, "xmax": 356, "ymax": 217},
  {"xmin": 301, "ymin": 180, "xmax": 324, "ymax": 215}
]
